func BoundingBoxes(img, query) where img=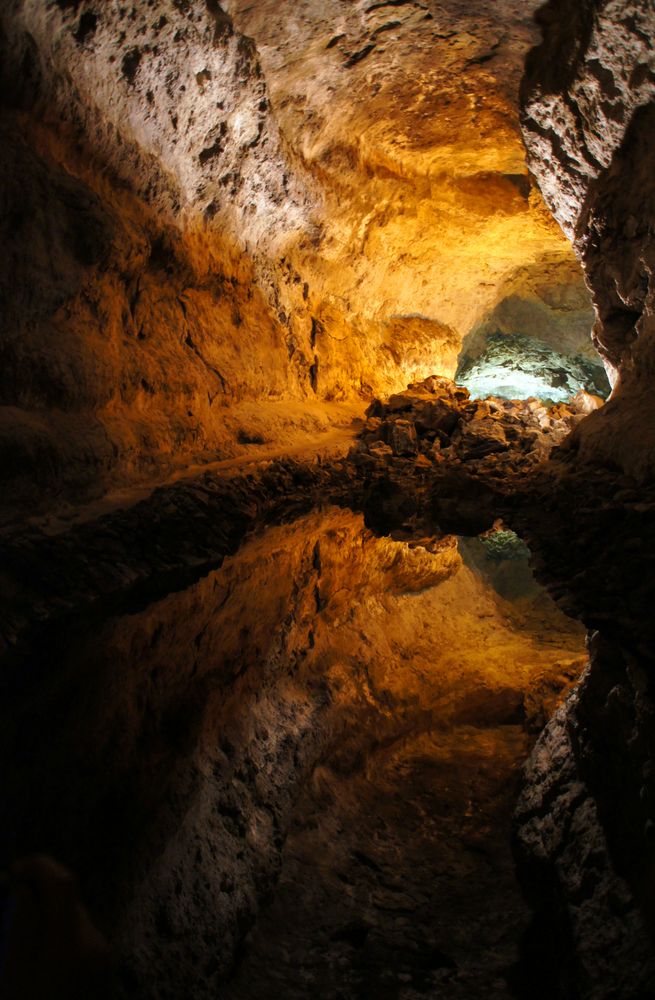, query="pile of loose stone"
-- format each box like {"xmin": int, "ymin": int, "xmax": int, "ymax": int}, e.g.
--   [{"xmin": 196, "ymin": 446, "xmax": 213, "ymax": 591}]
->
[{"xmin": 350, "ymin": 375, "xmax": 604, "ymax": 475}]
